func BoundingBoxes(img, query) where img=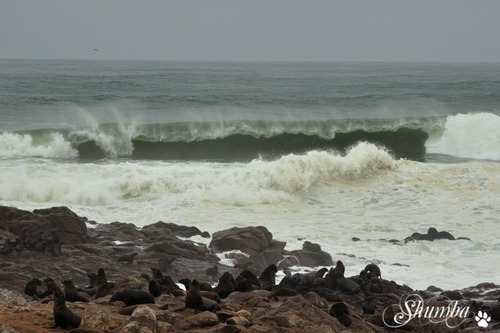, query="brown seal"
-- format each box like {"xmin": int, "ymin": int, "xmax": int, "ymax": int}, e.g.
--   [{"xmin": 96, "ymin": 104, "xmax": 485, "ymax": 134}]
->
[
  {"xmin": 186, "ymin": 279, "xmax": 220, "ymax": 312},
  {"xmin": 362, "ymin": 263, "xmax": 381, "ymax": 279},
  {"xmin": 44, "ymin": 277, "xmax": 81, "ymax": 329},
  {"xmin": 109, "ymin": 289, "xmax": 155, "ymax": 306},
  {"xmin": 62, "ymin": 280, "xmax": 90, "ymax": 303},
  {"xmin": 151, "ymin": 267, "xmax": 181, "ymax": 294},
  {"xmin": 329, "ymin": 301, "xmax": 351, "ymax": 327},
  {"xmin": 214, "ymin": 272, "xmax": 235, "ymax": 299},
  {"xmin": 24, "ymin": 278, "xmax": 45, "ymax": 299},
  {"xmin": 117, "ymin": 251, "xmax": 138, "ymax": 264},
  {"xmin": 259, "ymin": 264, "xmax": 278, "ymax": 291},
  {"xmin": 95, "ymin": 268, "xmax": 108, "ymax": 287}
]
